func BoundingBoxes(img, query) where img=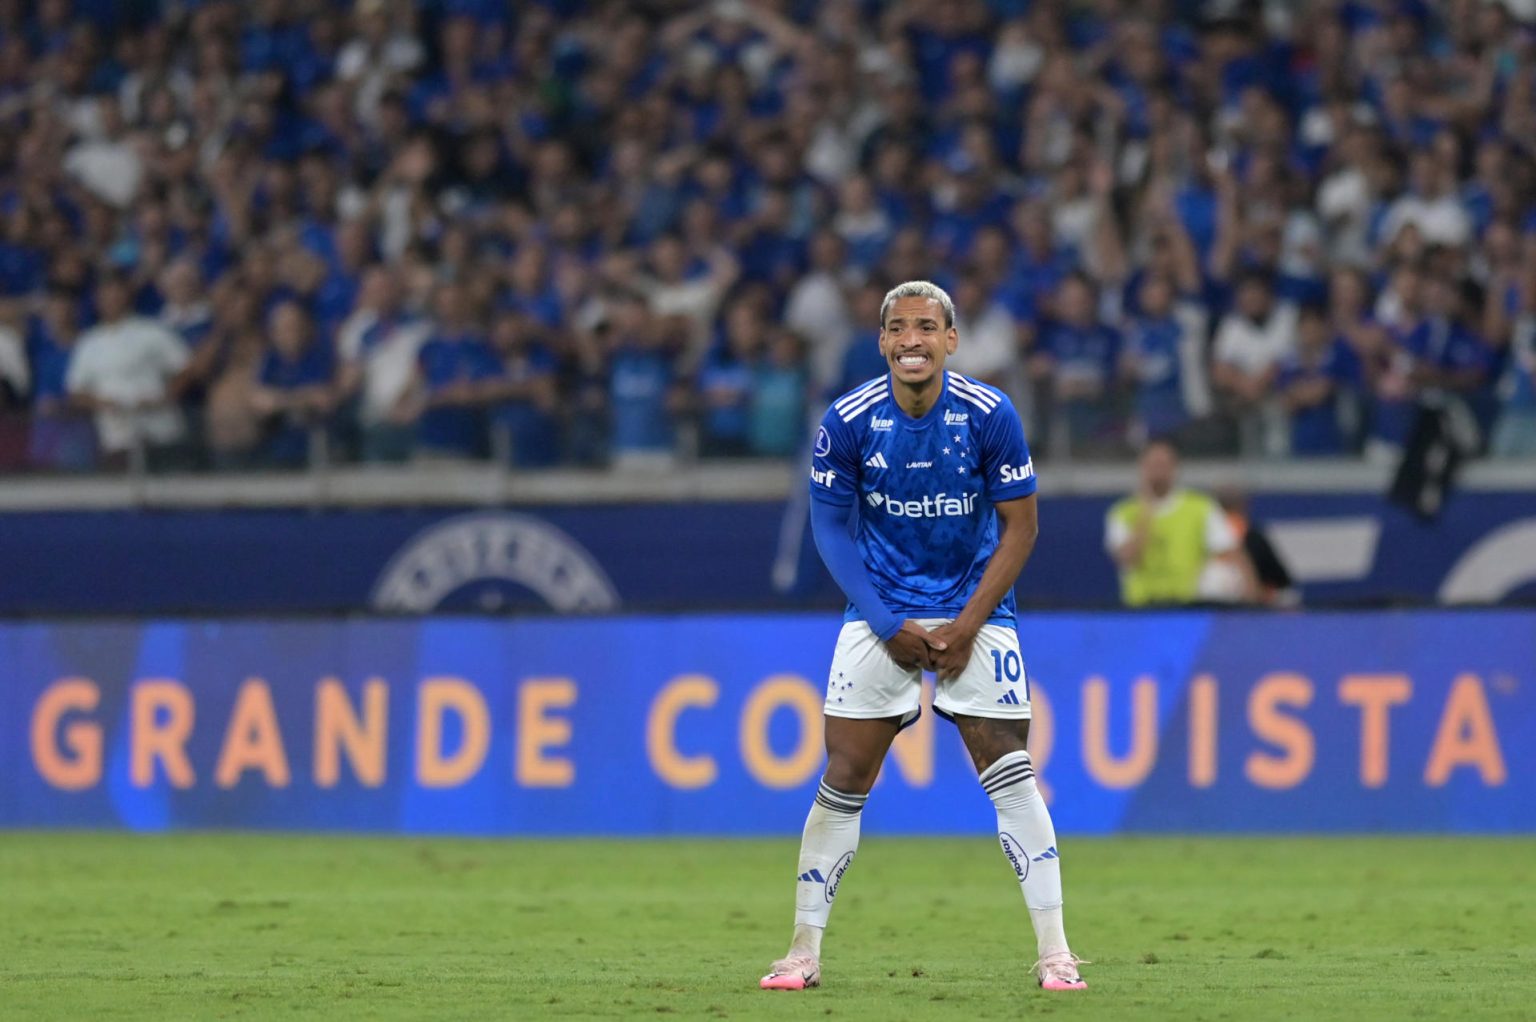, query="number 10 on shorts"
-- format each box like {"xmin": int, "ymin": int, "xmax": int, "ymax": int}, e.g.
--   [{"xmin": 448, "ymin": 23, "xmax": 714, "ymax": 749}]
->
[{"xmin": 990, "ymin": 648, "xmax": 1024, "ymax": 688}]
